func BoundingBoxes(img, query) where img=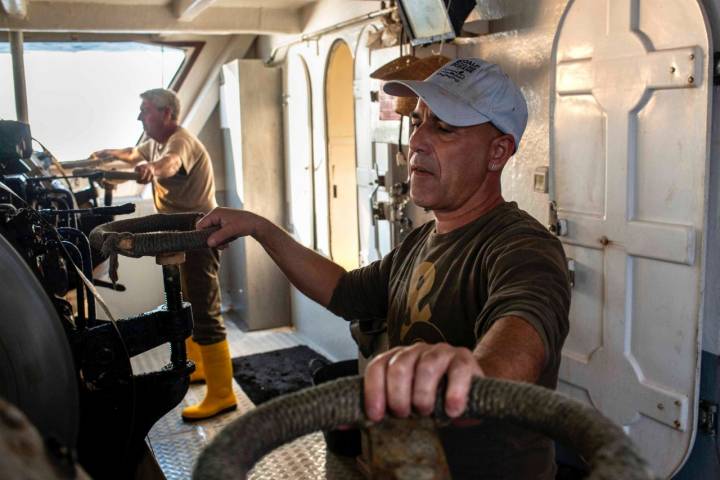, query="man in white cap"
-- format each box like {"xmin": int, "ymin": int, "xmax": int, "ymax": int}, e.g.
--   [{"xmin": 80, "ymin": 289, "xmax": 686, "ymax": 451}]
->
[{"xmin": 197, "ymin": 59, "xmax": 570, "ymax": 478}]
